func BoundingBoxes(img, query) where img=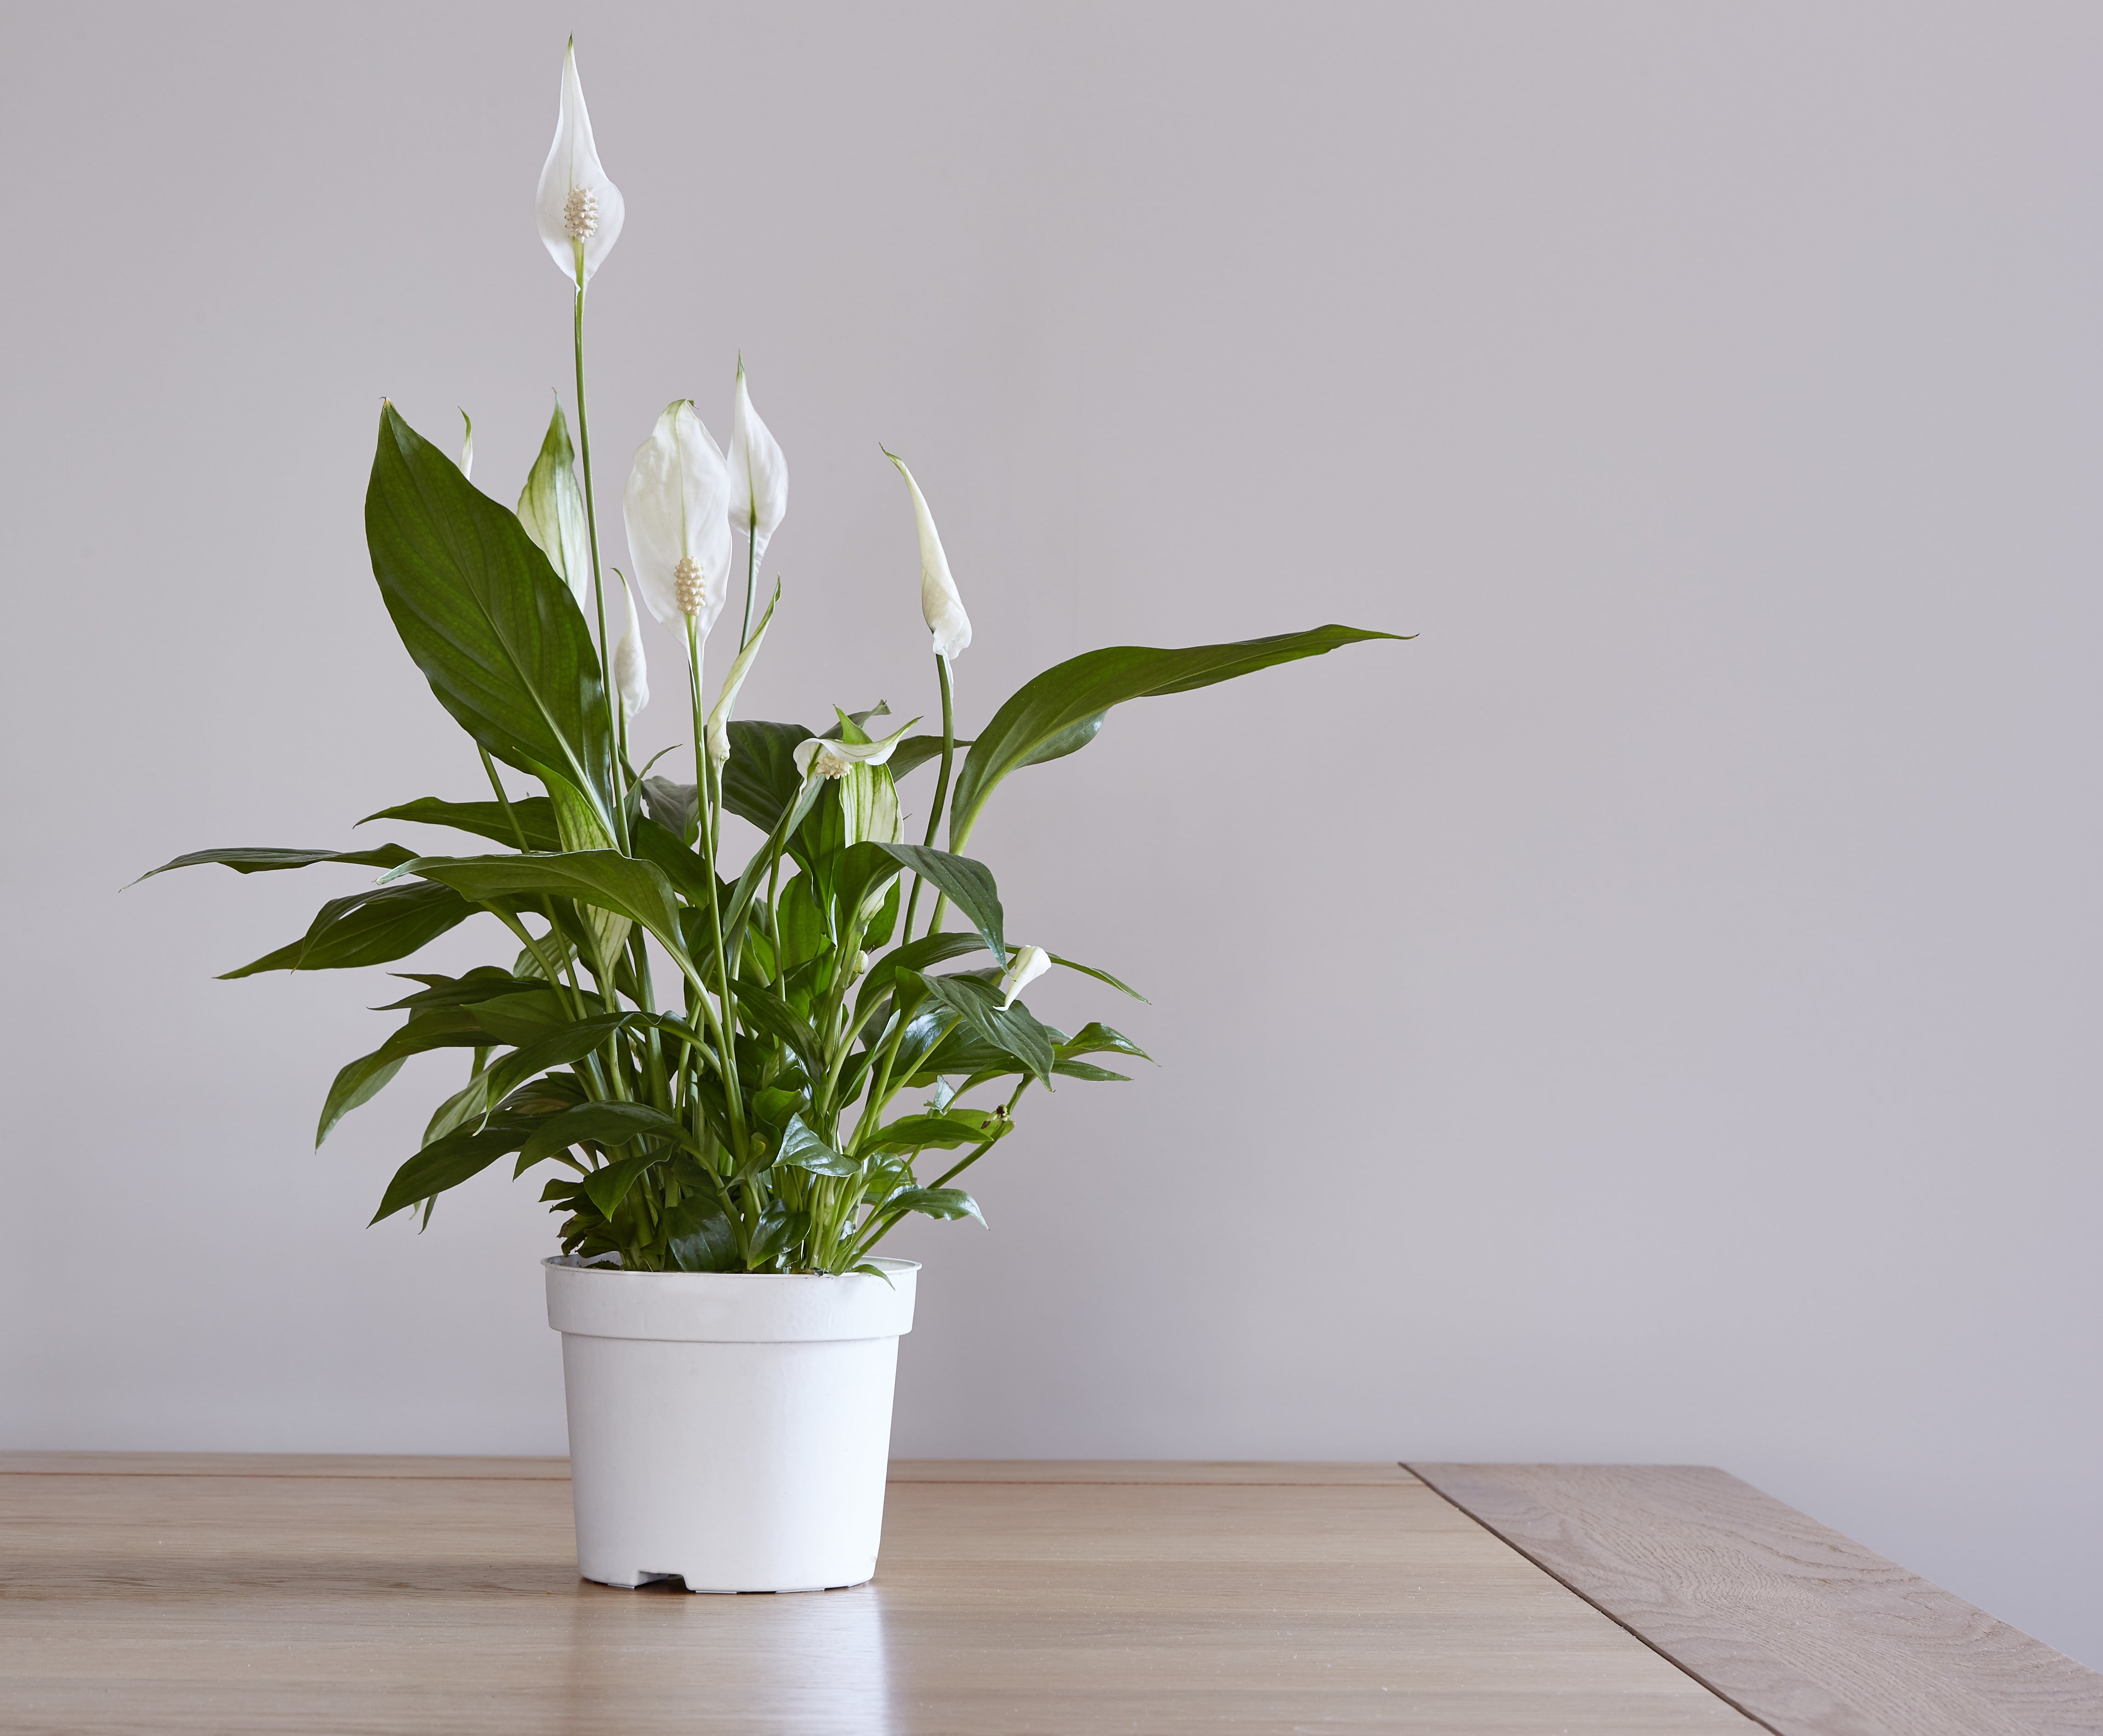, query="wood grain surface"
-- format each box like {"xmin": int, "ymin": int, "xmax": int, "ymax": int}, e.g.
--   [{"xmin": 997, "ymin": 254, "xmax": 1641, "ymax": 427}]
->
[
  {"xmin": 1407, "ymin": 1462, "xmax": 2103, "ymax": 1736},
  {"xmin": 890, "ymin": 1459, "xmax": 1424, "ymax": 1485},
  {"xmin": 0, "ymin": 1454, "xmax": 1749, "ymax": 1734}
]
